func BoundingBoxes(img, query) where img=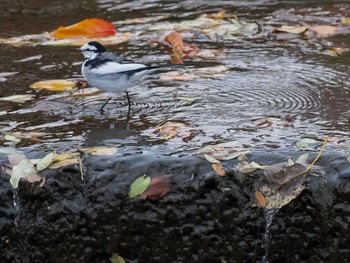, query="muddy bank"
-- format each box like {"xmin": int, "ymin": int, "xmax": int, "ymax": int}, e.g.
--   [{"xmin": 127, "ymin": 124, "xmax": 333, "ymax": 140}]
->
[{"xmin": 0, "ymin": 149, "xmax": 349, "ymax": 263}]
